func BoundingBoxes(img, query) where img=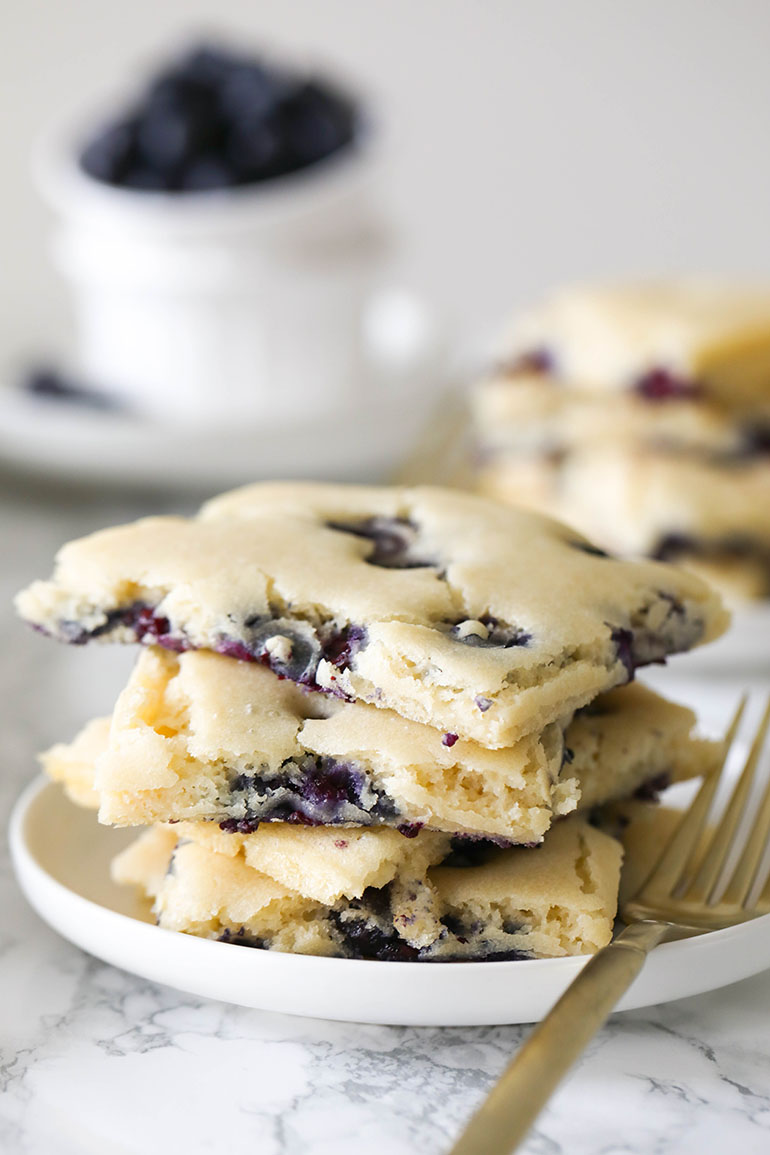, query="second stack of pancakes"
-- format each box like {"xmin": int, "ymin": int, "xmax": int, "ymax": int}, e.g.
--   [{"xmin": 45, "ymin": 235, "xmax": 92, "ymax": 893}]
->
[{"xmin": 472, "ymin": 281, "xmax": 770, "ymax": 601}]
